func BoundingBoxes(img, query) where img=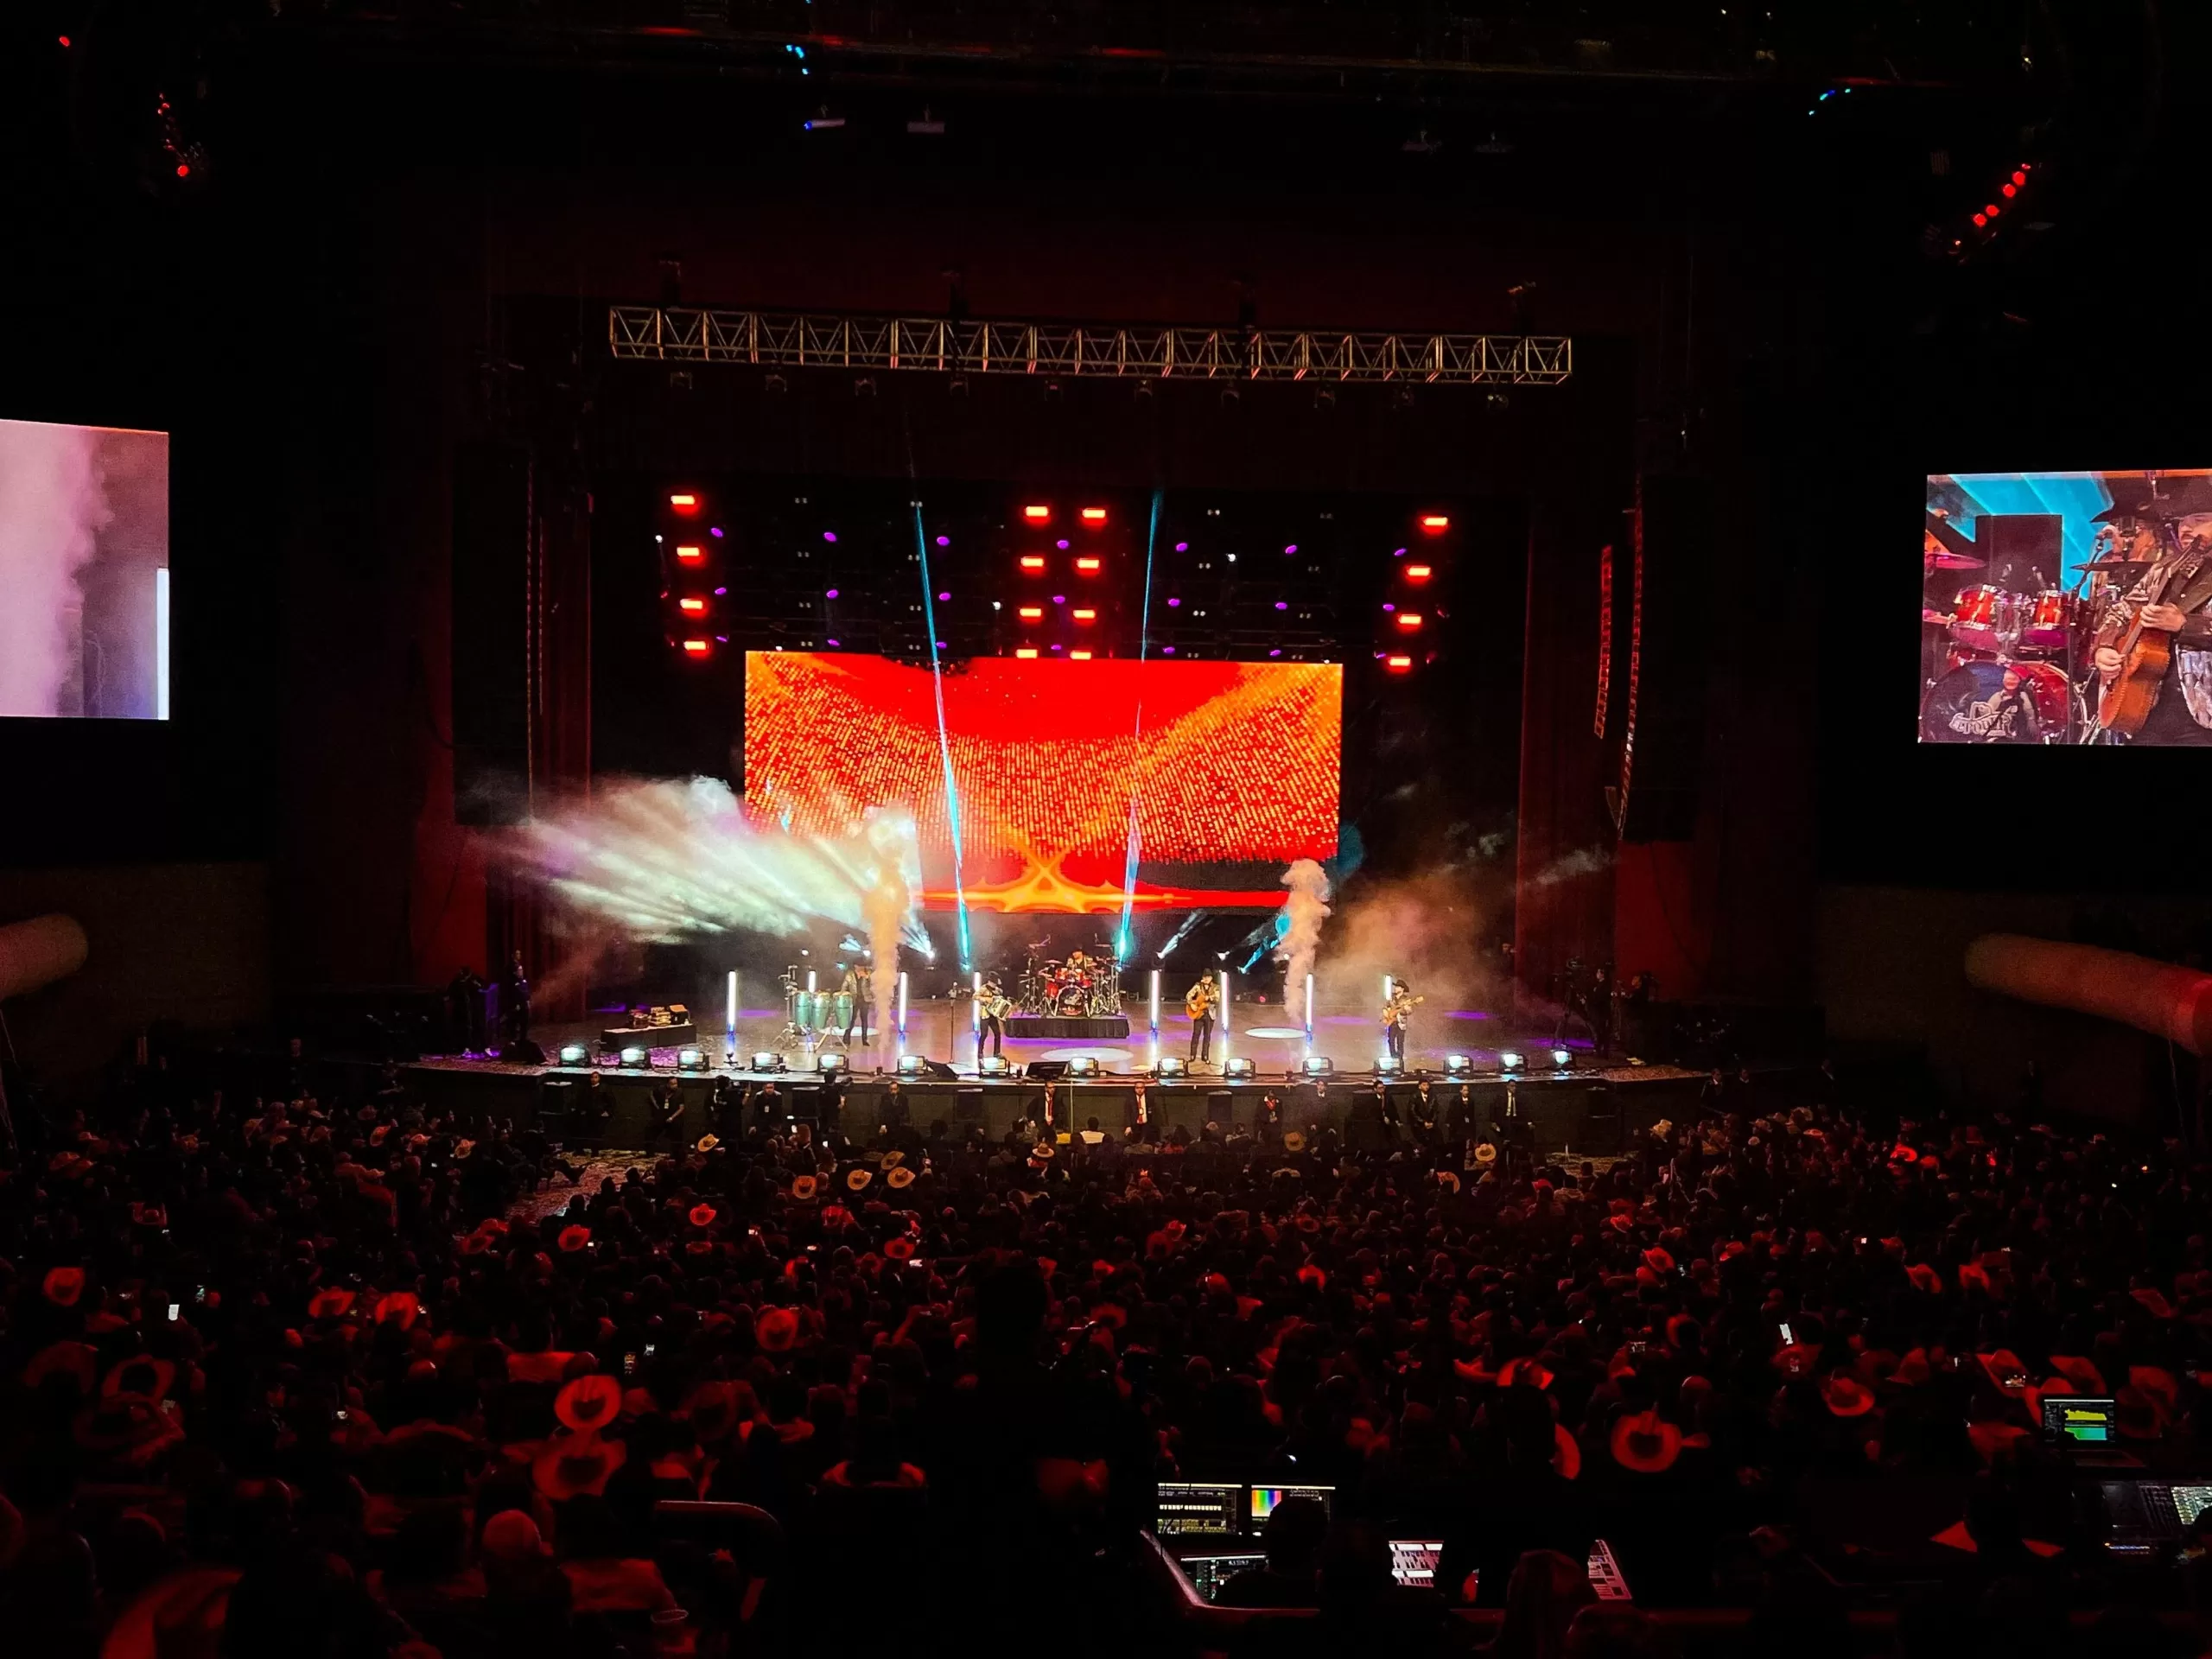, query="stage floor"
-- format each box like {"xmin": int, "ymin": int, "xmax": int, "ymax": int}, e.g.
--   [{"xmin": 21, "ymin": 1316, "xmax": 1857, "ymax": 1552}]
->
[{"xmin": 423, "ymin": 998, "xmax": 1661, "ymax": 1087}]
